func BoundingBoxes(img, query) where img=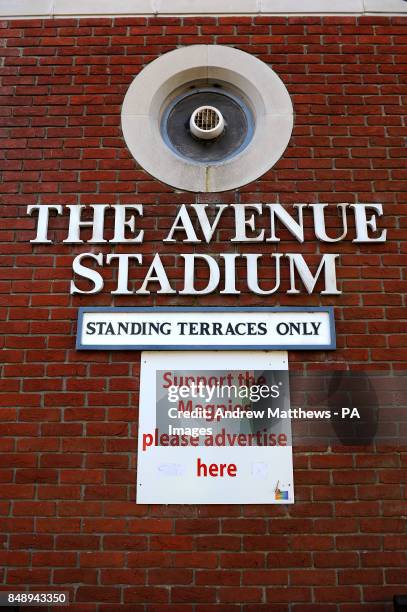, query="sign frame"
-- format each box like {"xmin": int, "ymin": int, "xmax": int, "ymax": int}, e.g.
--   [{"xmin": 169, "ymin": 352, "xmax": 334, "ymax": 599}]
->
[
  {"xmin": 76, "ymin": 306, "xmax": 336, "ymax": 351},
  {"xmin": 137, "ymin": 349, "xmax": 294, "ymax": 504}
]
